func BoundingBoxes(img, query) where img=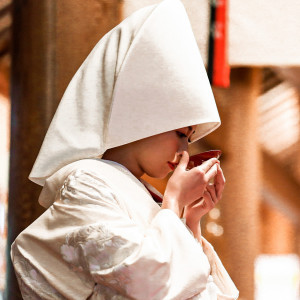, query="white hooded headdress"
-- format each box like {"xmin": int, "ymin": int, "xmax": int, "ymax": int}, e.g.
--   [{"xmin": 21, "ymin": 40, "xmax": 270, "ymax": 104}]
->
[{"xmin": 29, "ymin": 0, "xmax": 221, "ymax": 186}]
